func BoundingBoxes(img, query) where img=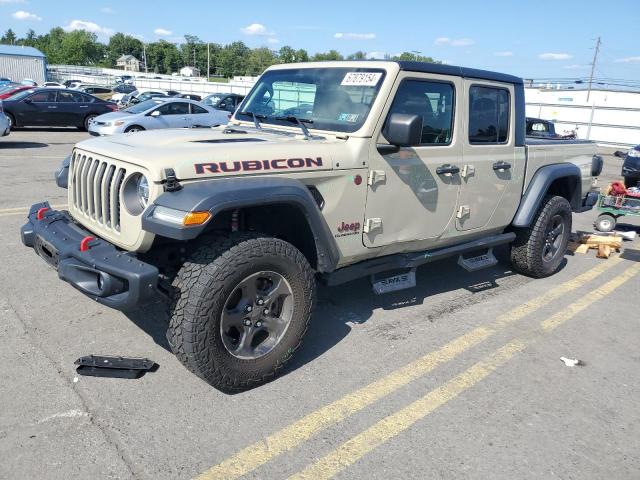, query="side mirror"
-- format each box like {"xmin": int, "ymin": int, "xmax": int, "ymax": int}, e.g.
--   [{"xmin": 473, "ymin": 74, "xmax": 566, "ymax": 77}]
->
[
  {"xmin": 383, "ymin": 113, "xmax": 422, "ymax": 147},
  {"xmin": 614, "ymin": 150, "xmax": 627, "ymax": 158},
  {"xmin": 150, "ymin": 110, "xmax": 161, "ymax": 117},
  {"xmin": 218, "ymin": 103, "xmax": 226, "ymax": 109}
]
